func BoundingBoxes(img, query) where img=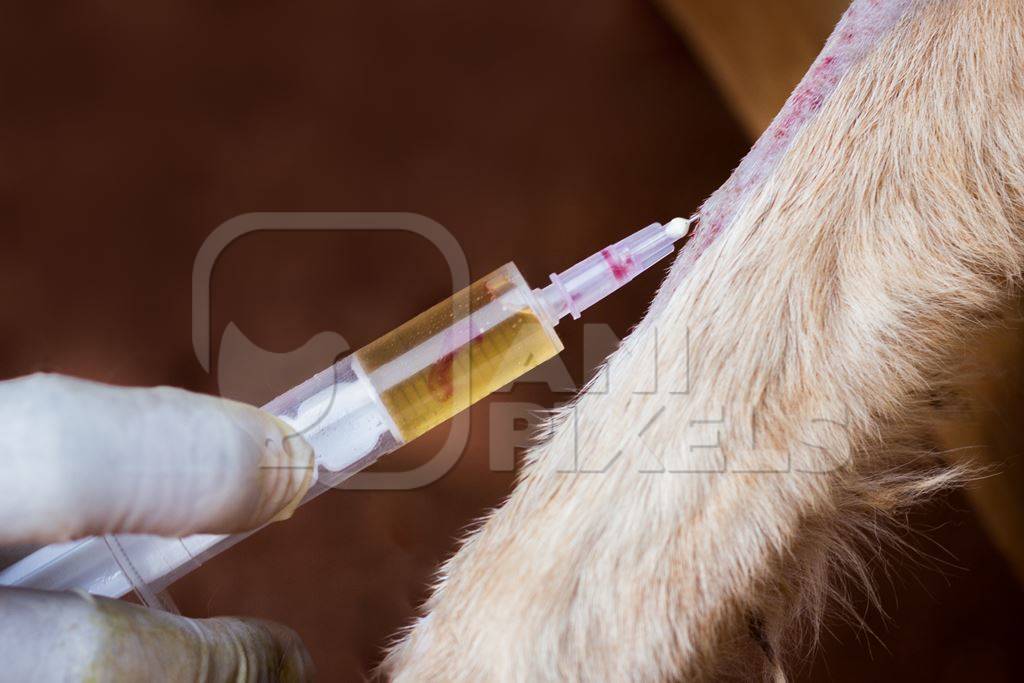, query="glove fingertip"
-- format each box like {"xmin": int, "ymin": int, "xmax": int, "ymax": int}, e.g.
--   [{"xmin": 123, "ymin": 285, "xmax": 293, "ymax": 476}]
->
[{"xmin": 255, "ymin": 416, "xmax": 317, "ymax": 526}]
